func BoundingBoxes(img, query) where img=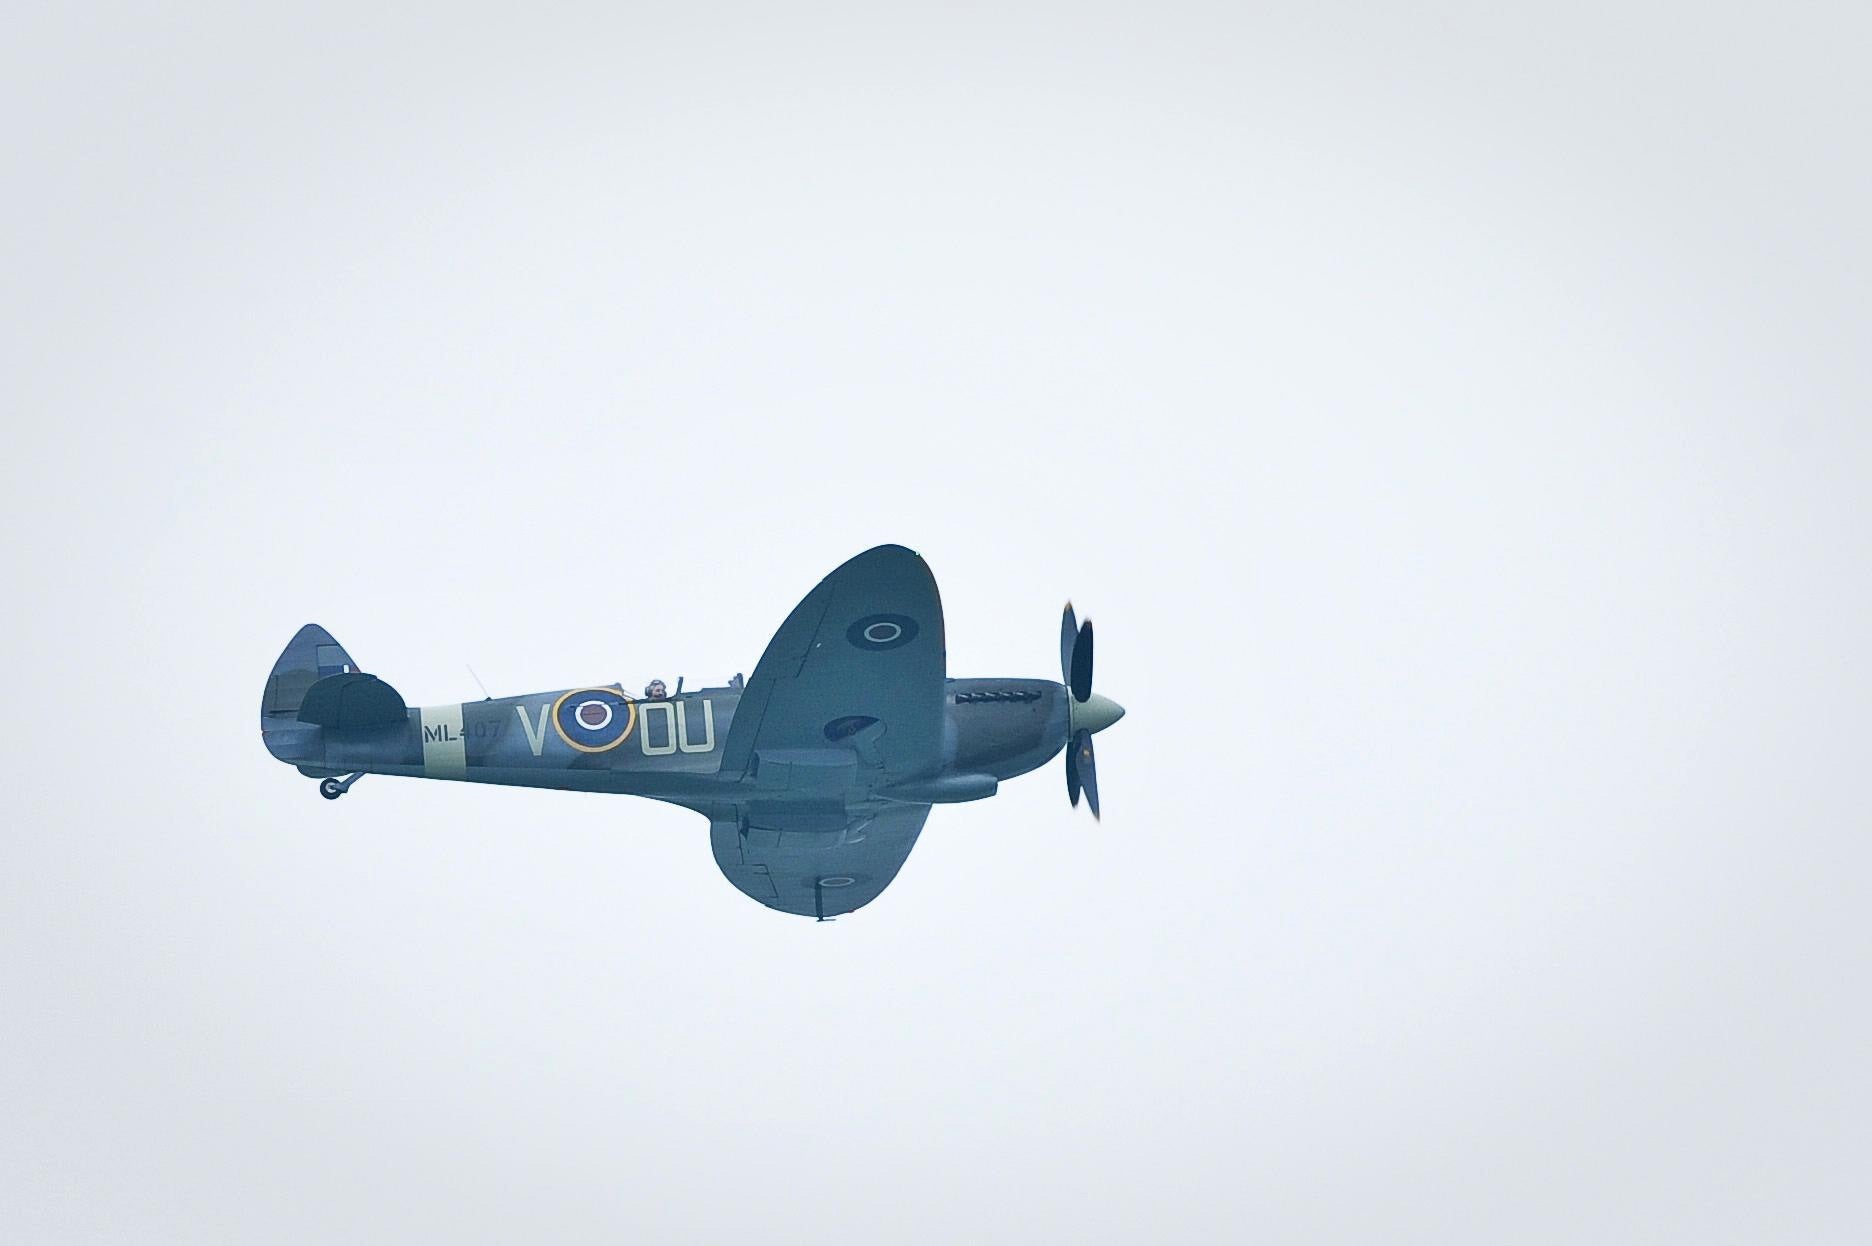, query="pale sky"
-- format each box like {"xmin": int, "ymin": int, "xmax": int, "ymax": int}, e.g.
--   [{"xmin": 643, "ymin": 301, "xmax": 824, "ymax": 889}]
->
[{"xmin": 3, "ymin": 3, "xmax": 1869, "ymax": 1241}]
